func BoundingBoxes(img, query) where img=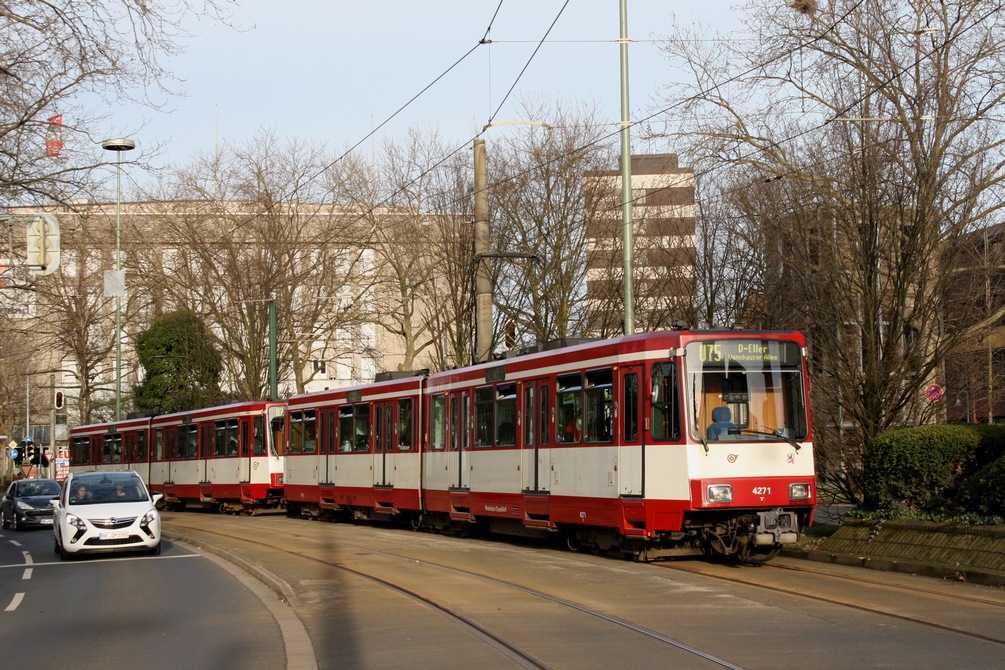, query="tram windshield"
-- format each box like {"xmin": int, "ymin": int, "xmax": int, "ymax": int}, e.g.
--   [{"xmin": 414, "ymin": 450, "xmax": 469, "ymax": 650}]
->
[{"xmin": 684, "ymin": 339, "xmax": 808, "ymax": 444}]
